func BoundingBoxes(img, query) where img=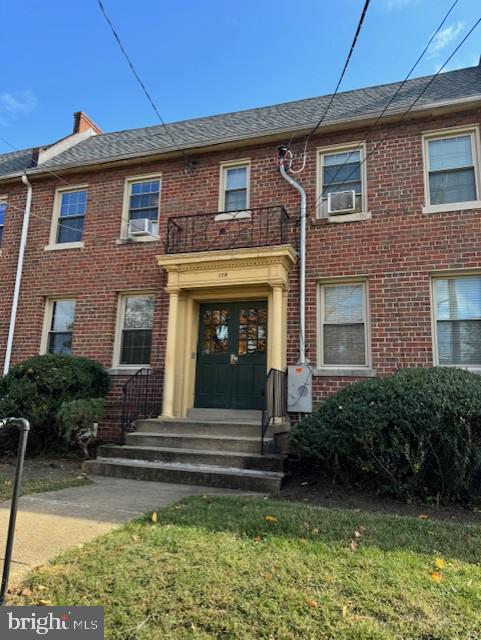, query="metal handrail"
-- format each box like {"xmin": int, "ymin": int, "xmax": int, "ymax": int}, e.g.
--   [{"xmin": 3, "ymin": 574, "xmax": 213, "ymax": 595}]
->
[
  {"xmin": 165, "ymin": 205, "xmax": 290, "ymax": 254},
  {"xmin": 261, "ymin": 368, "xmax": 287, "ymax": 455},
  {"xmin": 120, "ymin": 368, "xmax": 163, "ymax": 443}
]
